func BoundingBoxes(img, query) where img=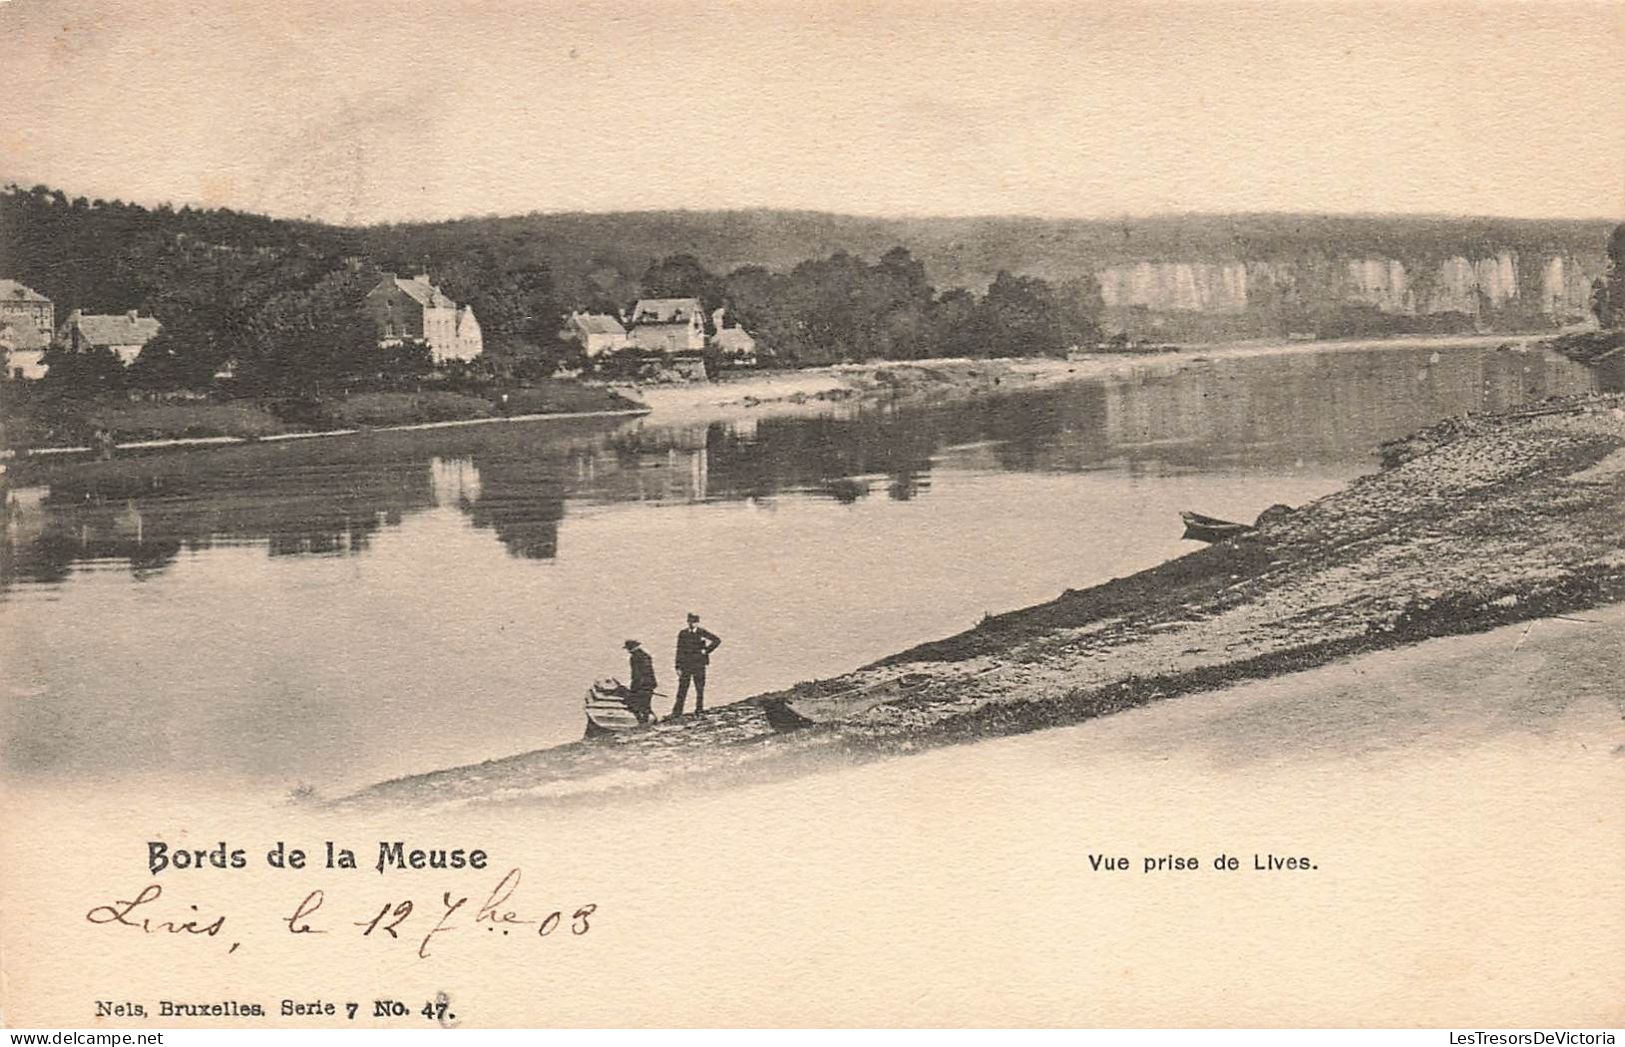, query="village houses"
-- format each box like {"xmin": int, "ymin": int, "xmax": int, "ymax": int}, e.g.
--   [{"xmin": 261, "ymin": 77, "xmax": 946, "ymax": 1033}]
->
[
  {"xmin": 364, "ymin": 272, "xmax": 484, "ymax": 364},
  {"xmin": 0, "ymin": 279, "xmax": 53, "ymax": 380},
  {"xmin": 564, "ymin": 311, "xmax": 631, "ymax": 356},
  {"xmin": 564, "ymin": 301, "xmax": 761, "ymax": 373},
  {"xmin": 627, "ymin": 297, "xmax": 707, "ymax": 352},
  {"xmin": 57, "ymin": 308, "xmax": 163, "ymax": 366}
]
